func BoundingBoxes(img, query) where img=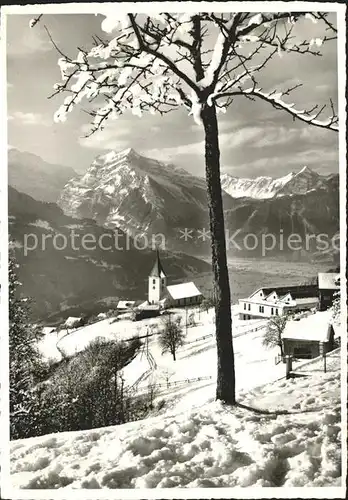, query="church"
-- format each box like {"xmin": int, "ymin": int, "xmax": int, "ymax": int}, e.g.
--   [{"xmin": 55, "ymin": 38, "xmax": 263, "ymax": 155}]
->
[{"xmin": 147, "ymin": 250, "xmax": 203, "ymax": 308}]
